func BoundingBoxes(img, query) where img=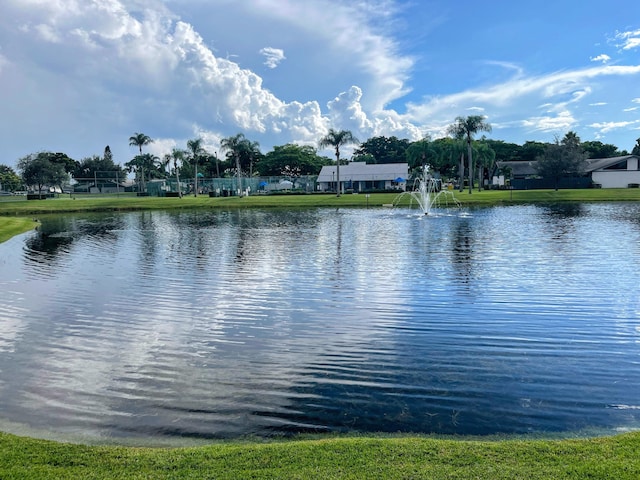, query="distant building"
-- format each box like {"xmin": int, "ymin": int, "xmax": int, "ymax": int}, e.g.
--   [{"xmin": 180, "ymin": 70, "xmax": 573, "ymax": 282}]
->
[
  {"xmin": 589, "ymin": 155, "xmax": 640, "ymax": 188},
  {"xmin": 316, "ymin": 162, "xmax": 409, "ymax": 193},
  {"xmin": 497, "ymin": 155, "xmax": 640, "ymax": 189}
]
